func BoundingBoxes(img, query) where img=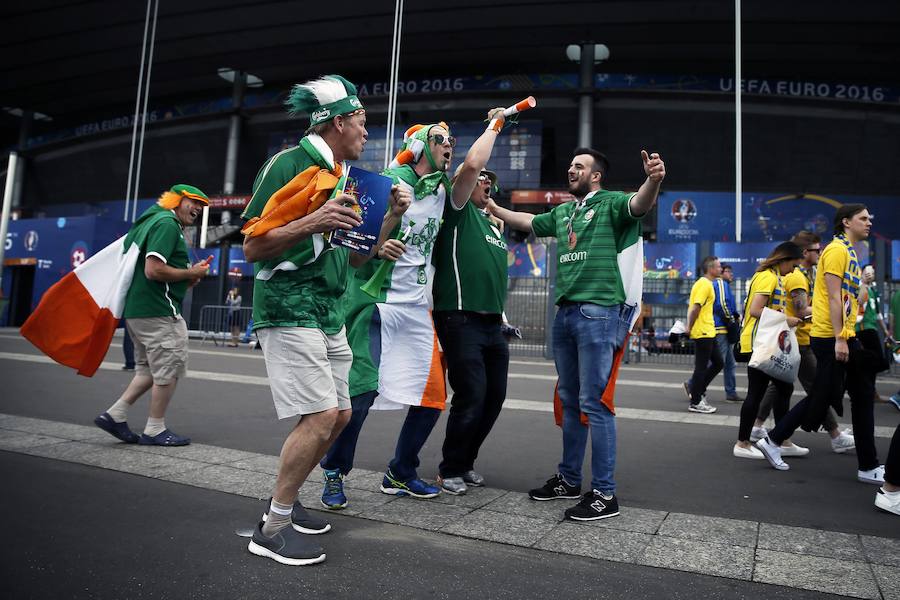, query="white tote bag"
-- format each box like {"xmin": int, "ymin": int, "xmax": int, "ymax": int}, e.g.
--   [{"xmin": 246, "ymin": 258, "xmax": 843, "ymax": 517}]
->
[{"xmin": 748, "ymin": 307, "xmax": 800, "ymax": 383}]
